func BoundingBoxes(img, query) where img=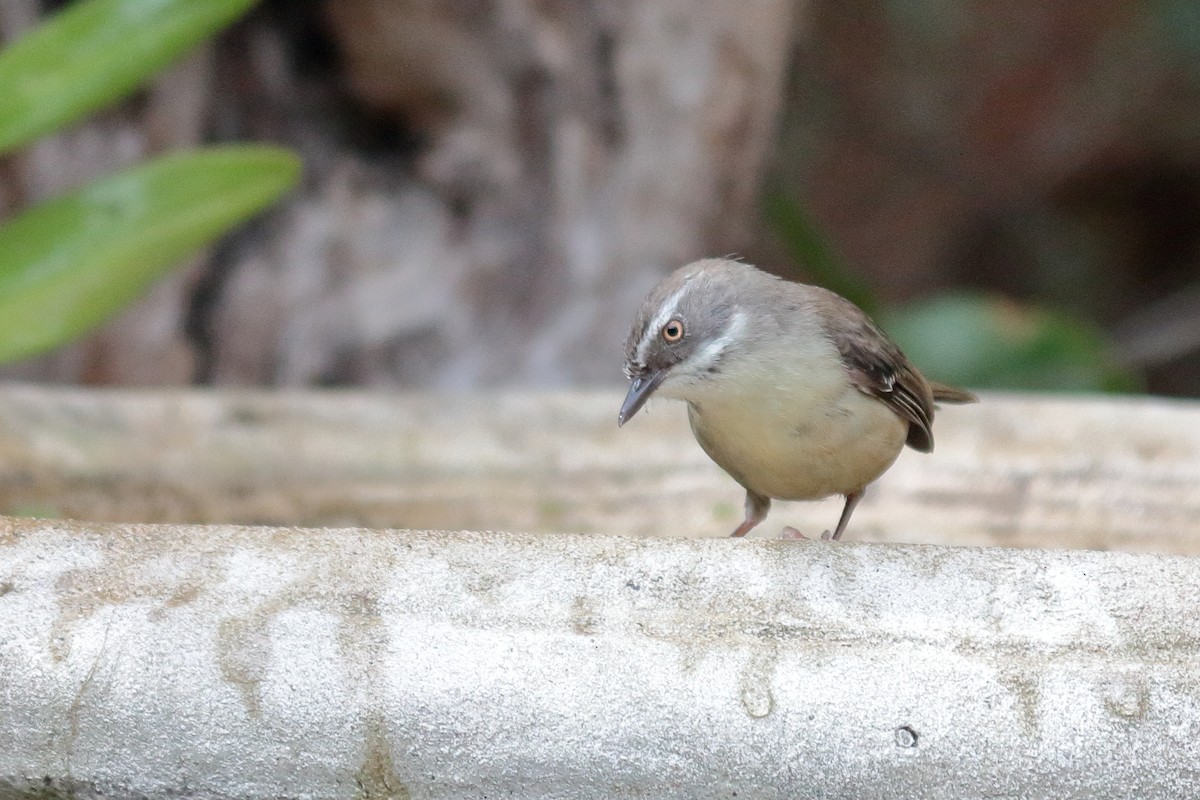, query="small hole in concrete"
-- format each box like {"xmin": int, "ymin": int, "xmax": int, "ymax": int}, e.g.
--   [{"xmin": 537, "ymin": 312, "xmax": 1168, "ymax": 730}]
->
[{"xmin": 895, "ymin": 725, "xmax": 918, "ymax": 748}]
